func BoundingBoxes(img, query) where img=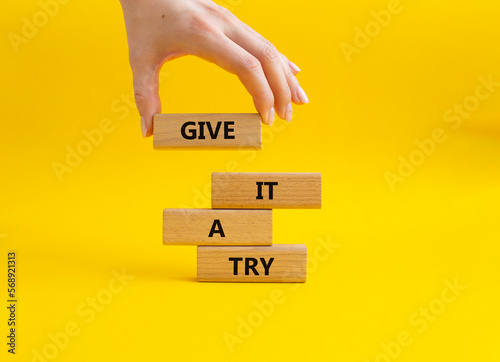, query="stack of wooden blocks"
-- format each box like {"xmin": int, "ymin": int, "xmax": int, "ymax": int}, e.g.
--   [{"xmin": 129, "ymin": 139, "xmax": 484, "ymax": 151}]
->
[{"xmin": 155, "ymin": 114, "xmax": 322, "ymax": 282}]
